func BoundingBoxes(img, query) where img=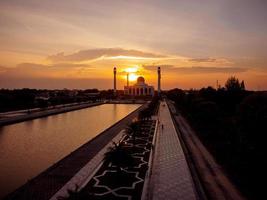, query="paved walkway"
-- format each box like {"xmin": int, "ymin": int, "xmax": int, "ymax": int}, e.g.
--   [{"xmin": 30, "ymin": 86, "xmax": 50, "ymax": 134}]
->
[{"xmin": 150, "ymin": 101, "xmax": 197, "ymax": 200}]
